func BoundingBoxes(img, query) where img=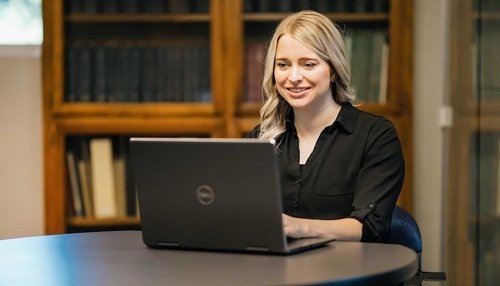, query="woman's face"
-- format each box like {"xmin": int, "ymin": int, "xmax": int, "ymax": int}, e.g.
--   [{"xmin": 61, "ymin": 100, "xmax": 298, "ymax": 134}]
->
[{"xmin": 274, "ymin": 34, "xmax": 333, "ymax": 111}]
